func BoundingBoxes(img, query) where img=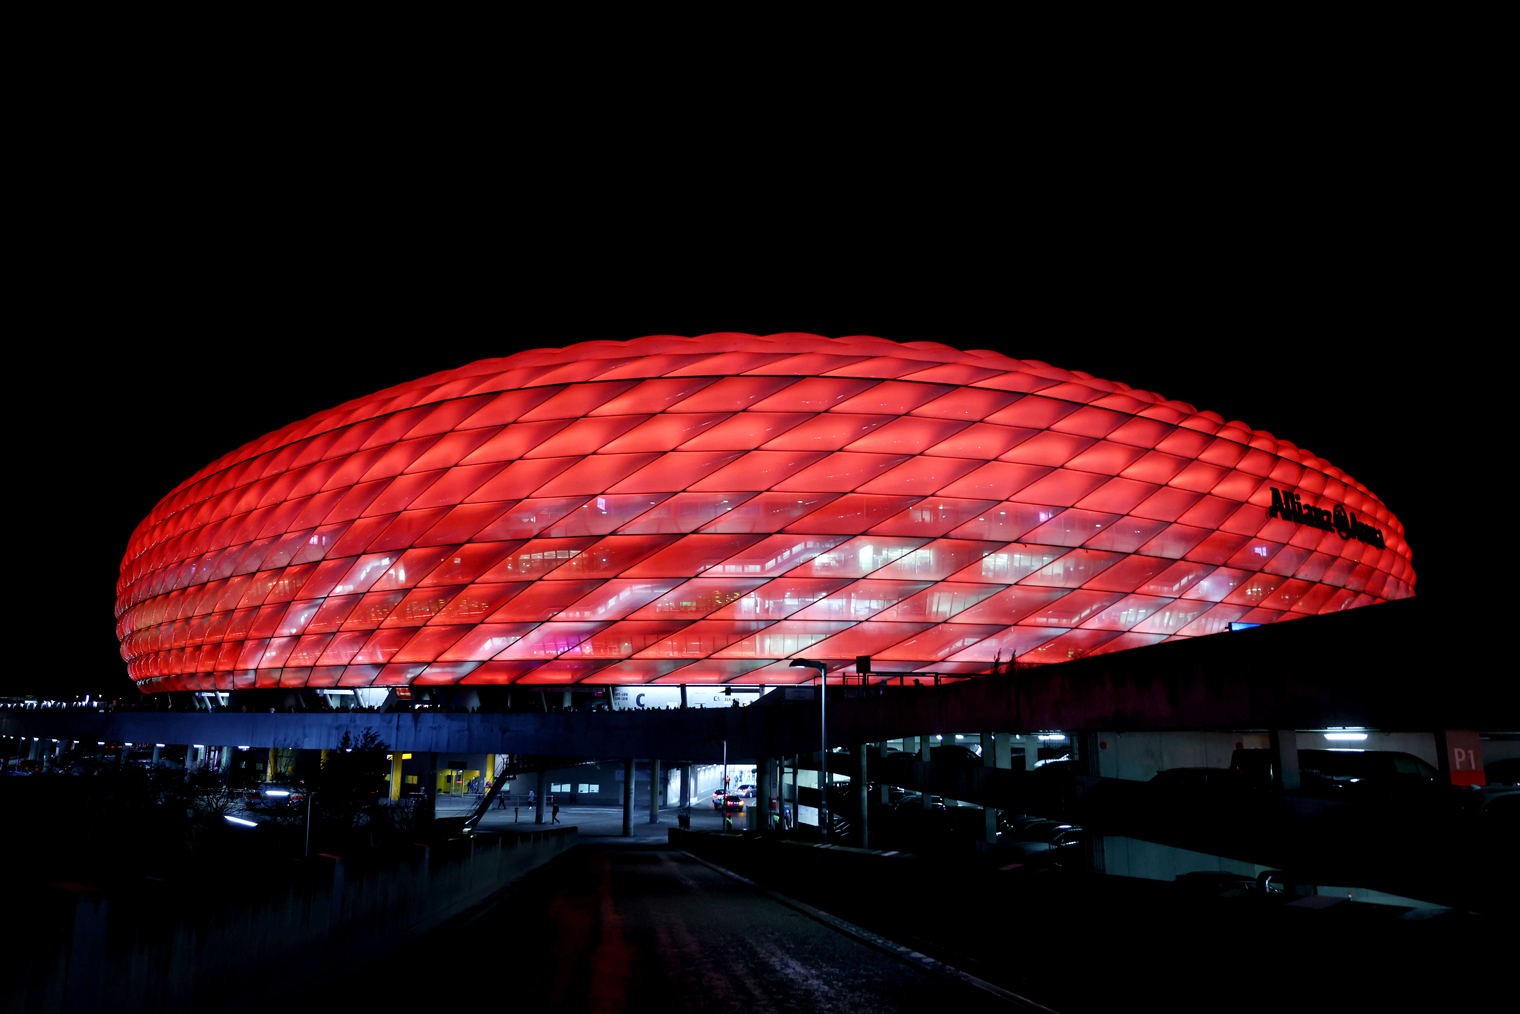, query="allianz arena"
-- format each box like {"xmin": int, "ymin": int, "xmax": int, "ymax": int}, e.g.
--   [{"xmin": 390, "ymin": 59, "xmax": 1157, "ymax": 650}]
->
[{"xmin": 115, "ymin": 334, "xmax": 1414, "ymax": 693}]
